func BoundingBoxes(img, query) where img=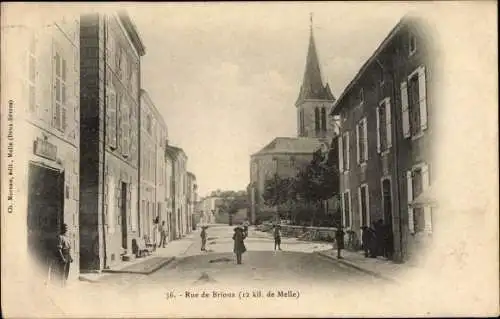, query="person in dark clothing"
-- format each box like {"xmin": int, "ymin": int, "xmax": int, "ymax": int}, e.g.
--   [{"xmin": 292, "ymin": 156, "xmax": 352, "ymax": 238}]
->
[
  {"xmin": 383, "ymin": 223, "xmax": 394, "ymax": 259},
  {"xmin": 368, "ymin": 222, "xmax": 379, "ymax": 258},
  {"xmin": 274, "ymin": 225, "xmax": 282, "ymax": 251},
  {"xmin": 335, "ymin": 225, "xmax": 345, "ymax": 259},
  {"xmin": 56, "ymin": 223, "xmax": 73, "ymax": 287},
  {"xmin": 200, "ymin": 226, "xmax": 207, "ymax": 251},
  {"xmin": 361, "ymin": 226, "xmax": 372, "ymax": 257},
  {"xmin": 233, "ymin": 227, "xmax": 247, "ymax": 264}
]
